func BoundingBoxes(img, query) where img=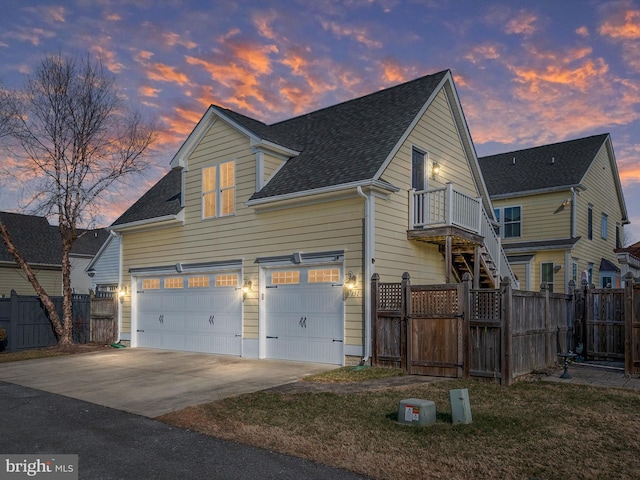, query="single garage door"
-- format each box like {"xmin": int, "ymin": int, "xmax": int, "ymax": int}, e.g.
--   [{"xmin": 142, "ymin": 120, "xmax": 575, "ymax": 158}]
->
[
  {"xmin": 265, "ymin": 266, "xmax": 344, "ymax": 364},
  {"xmin": 135, "ymin": 272, "xmax": 242, "ymax": 355}
]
